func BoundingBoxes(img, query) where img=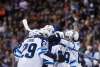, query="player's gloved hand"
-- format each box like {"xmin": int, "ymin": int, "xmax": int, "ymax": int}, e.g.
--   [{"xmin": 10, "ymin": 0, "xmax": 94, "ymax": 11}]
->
[
  {"xmin": 57, "ymin": 51, "xmax": 65, "ymax": 62},
  {"xmin": 48, "ymin": 31, "xmax": 64, "ymax": 45},
  {"xmin": 48, "ymin": 34, "xmax": 61, "ymax": 45}
]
